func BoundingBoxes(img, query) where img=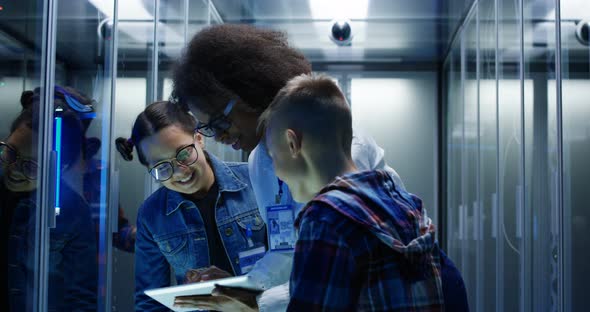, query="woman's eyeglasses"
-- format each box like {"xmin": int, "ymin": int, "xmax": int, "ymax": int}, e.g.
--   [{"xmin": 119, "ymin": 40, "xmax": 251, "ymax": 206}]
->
[
  {"xmin": 195, "ymin": 99, "xmax": 236, "ymax": 137},
  {"xmin": 0, "ymin": 142, "xmax": 39, "ymax": 180},
  {"xmin": 148, "ymin": 144, "xmax": 199, "ymax": 182}
]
